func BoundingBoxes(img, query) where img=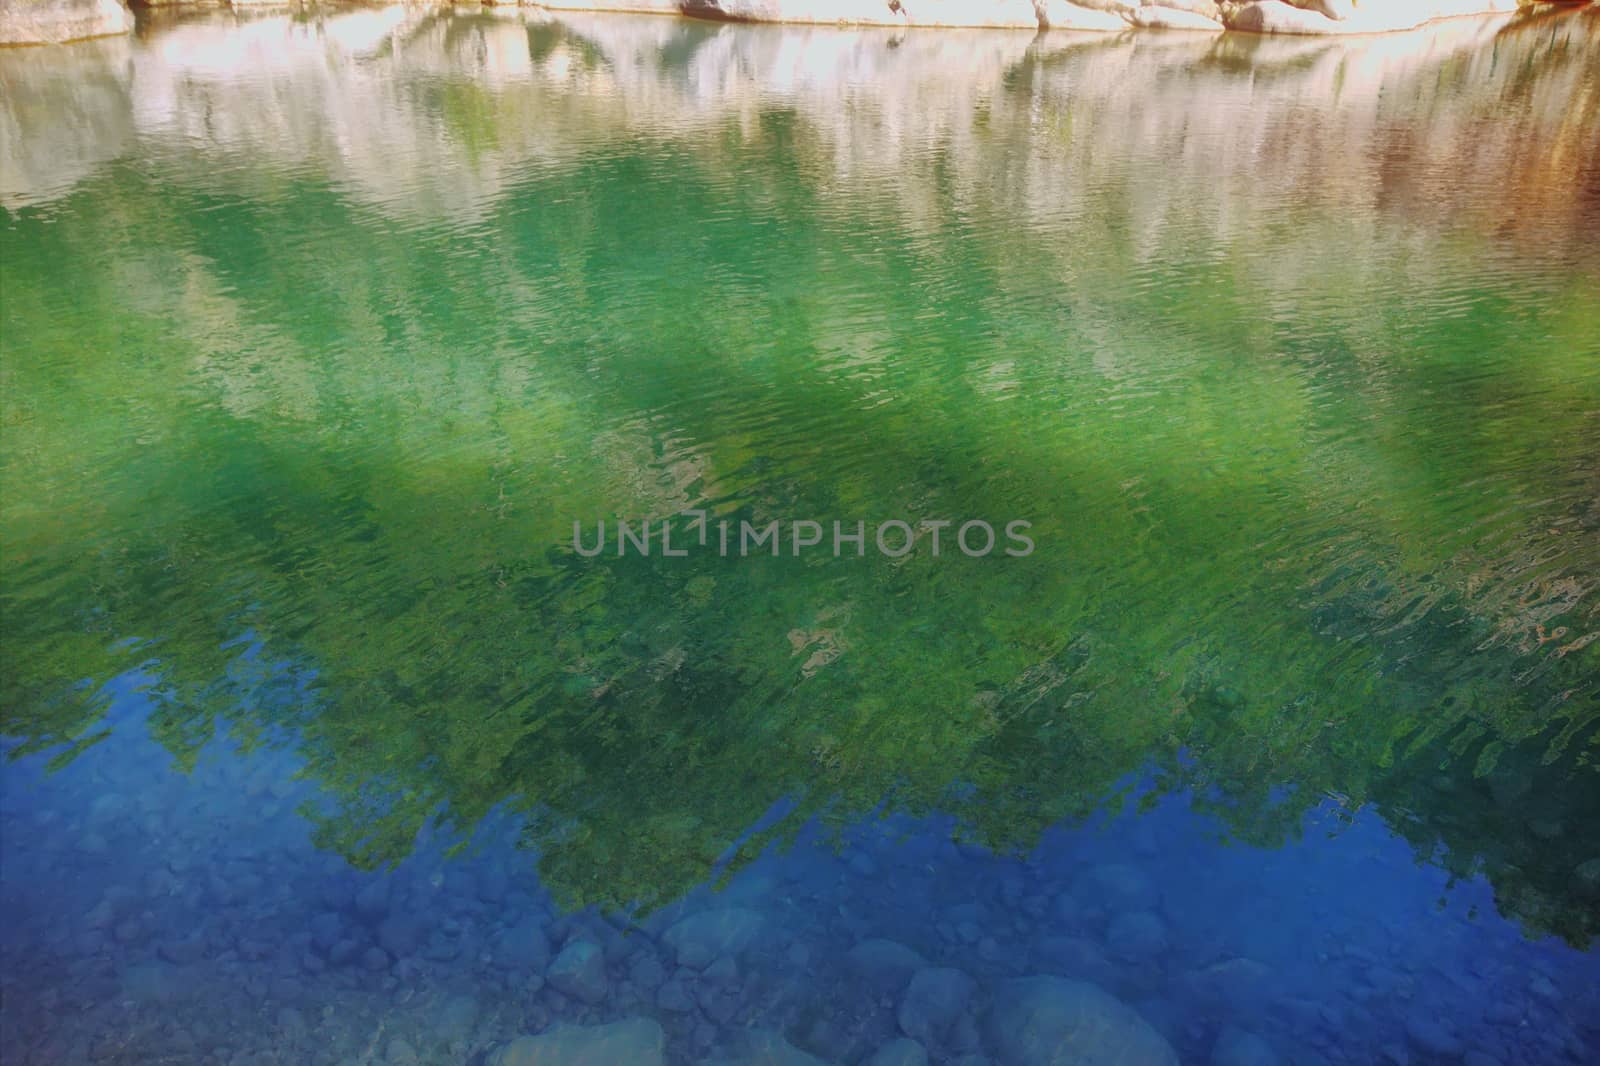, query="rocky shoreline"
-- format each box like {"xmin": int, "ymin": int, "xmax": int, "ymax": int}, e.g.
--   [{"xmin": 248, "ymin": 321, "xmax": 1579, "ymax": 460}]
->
[{"xmin": 0, "ymin": 0, "xmax": 1579, "ymax": 46}]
